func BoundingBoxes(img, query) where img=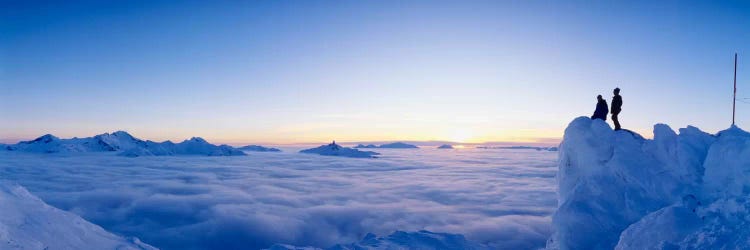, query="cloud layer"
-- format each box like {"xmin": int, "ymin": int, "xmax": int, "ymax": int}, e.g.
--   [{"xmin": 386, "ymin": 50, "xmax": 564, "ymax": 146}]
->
[{"xmin": 0, "ymin": 148, "xmax": 557, "ymax": 249}]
